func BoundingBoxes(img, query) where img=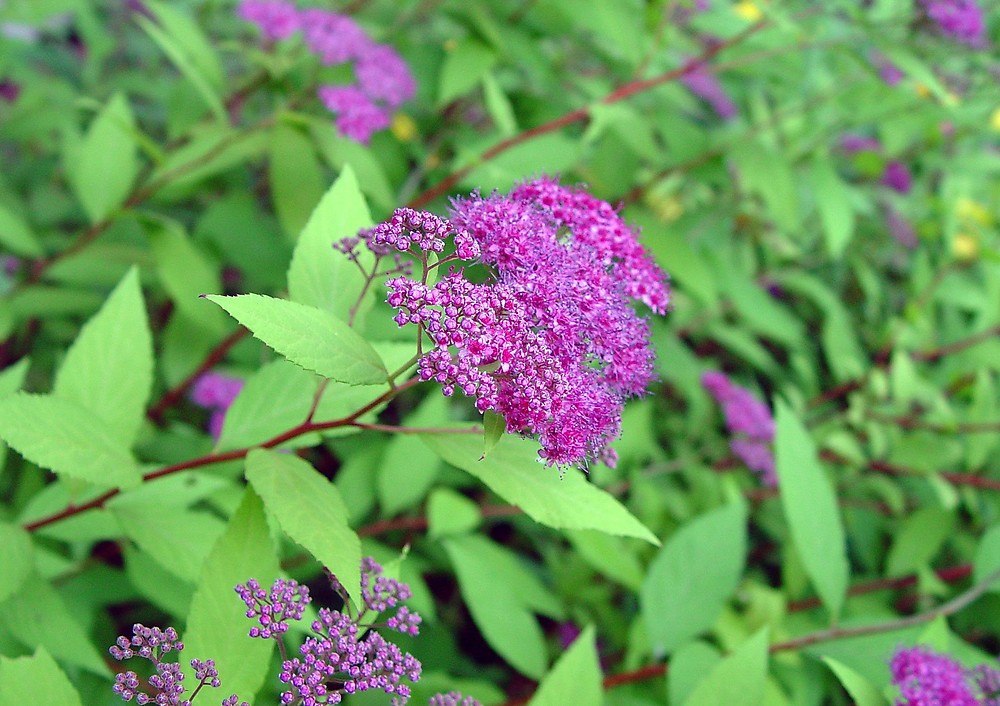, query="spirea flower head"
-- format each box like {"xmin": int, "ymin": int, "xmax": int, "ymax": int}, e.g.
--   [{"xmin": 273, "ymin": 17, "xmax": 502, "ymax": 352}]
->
[
  {"xmin": 701, "ymin": 371, "xmax": 776, "ymax": 486},
  {"xmin": 235, "ymin": 577, "xmax": 311, "ymax": 639},
  {"xmin": 919, "ymin": 0, "xmax": 986, "ymax": 46},
  {"xmin": 429, "ymin": 693, "xmax": 483, "ymax": 706},
  {"xmin": 890, "ymin": 646, "xmax": 980, "ymax": 705},
  {"xmin": 368, "ymin": 178, "xmax": 669, "ymax": 466},
  {"xmin": 238, "ymin": 3, "xmax": 416, "ymax": 144}
]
